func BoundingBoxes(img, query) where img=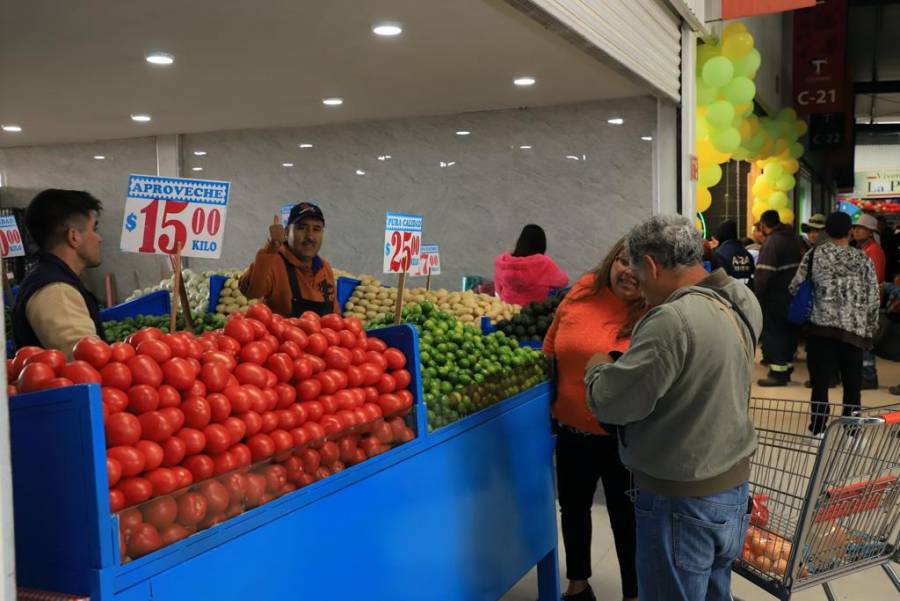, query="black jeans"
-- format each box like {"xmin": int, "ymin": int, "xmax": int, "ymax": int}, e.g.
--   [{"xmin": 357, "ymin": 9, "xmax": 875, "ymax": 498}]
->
[
  {"xmin": 761, "ymin": 311, "xmax": 799, "ymax": 370},
  {"xmin": 807, "ymin": 335, "xmax": 863, "ymax": 435},
  {"xmin": 556, "ymin": 427, "xmax": 638, "ymax": 598}
]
